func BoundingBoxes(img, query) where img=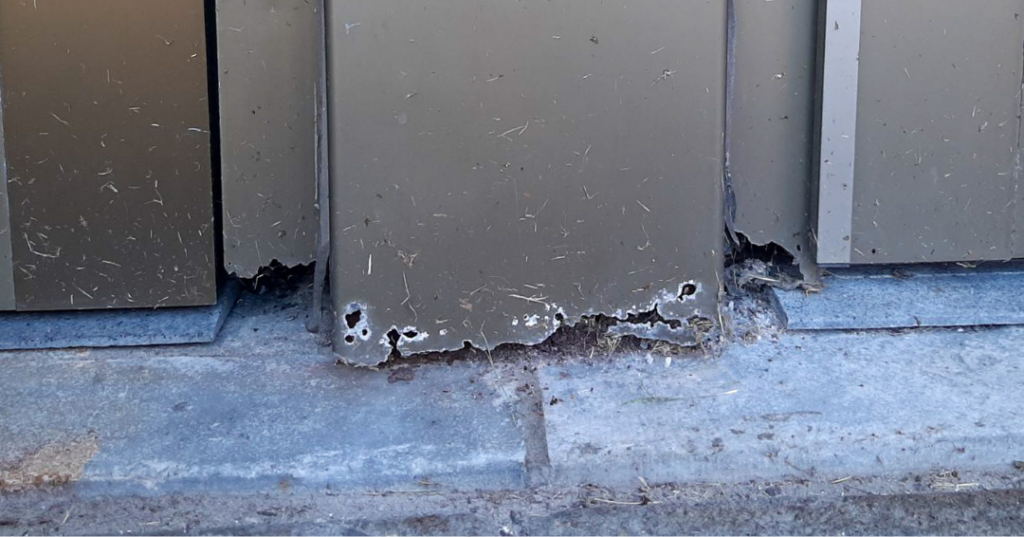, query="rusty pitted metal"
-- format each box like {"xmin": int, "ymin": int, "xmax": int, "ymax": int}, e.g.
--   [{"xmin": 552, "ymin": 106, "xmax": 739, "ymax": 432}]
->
[{"xmin": 327, "ymin": 0, "xmax": 727, "ymax": 366}]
